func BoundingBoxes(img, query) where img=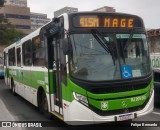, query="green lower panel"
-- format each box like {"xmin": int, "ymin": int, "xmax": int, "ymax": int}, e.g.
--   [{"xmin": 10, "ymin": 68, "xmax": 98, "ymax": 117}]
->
[{"xmin": 88, "ymin": 91, "xmax": 150, "ymax": 111}]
